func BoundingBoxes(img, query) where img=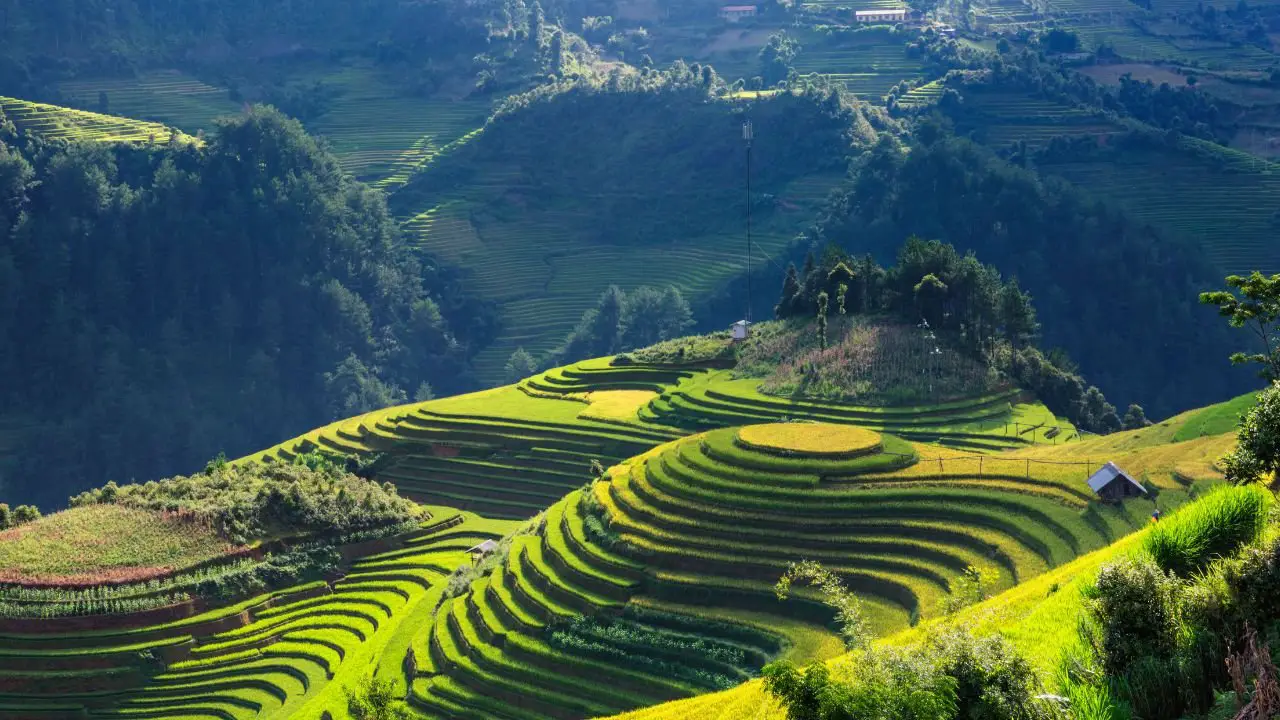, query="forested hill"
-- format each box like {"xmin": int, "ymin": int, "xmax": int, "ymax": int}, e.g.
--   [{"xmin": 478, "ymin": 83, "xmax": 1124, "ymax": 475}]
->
[
  {"xmin": 0, "ymin": 106, "xmax": 494, "ymax": 508},
  {"xmin": 807, "ymin": 135, "xmax": 1249, "ymax": 419}
]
